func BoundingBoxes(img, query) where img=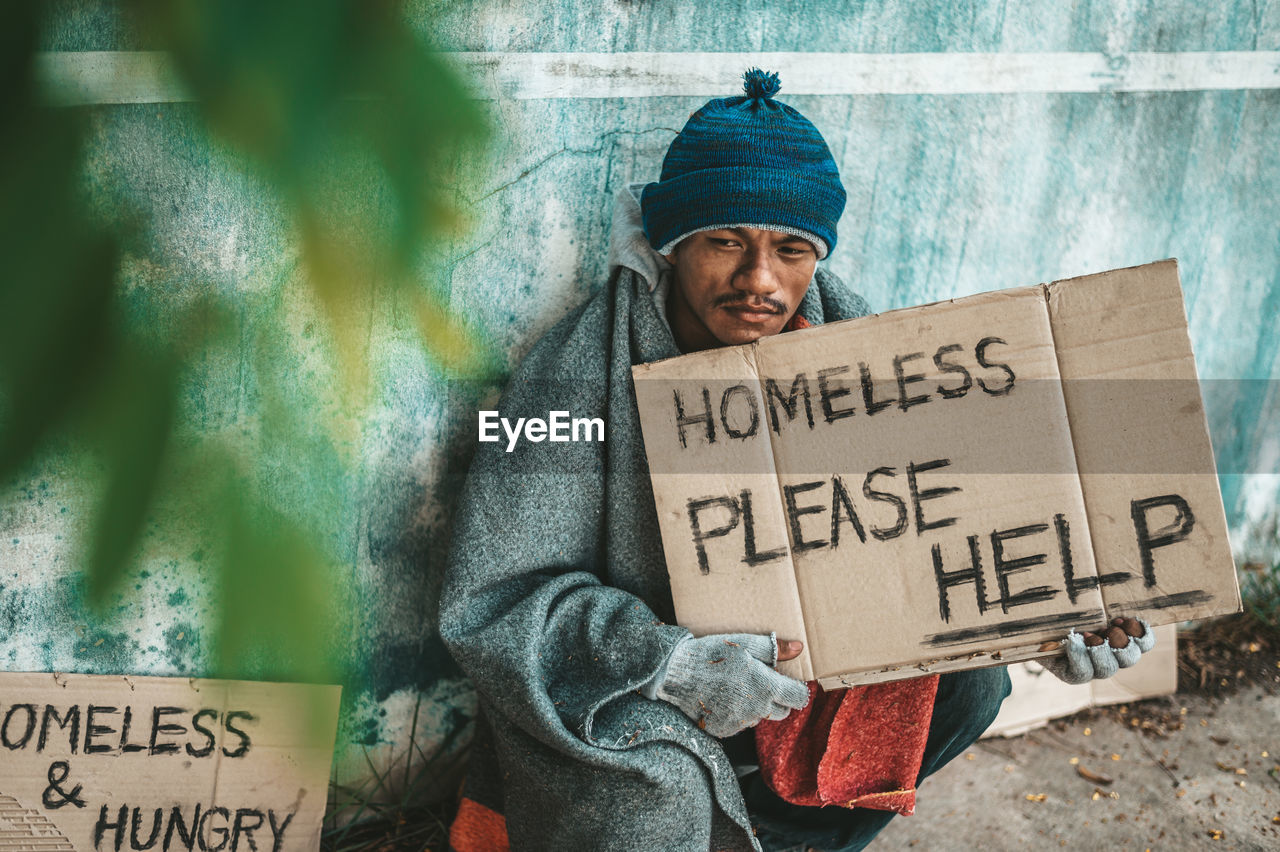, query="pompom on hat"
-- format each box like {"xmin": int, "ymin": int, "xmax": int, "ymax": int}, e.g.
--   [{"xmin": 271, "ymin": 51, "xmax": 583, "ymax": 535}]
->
[{"xmin": 640, "ymin": 68, "xmax": 846, "ymax": 260}]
